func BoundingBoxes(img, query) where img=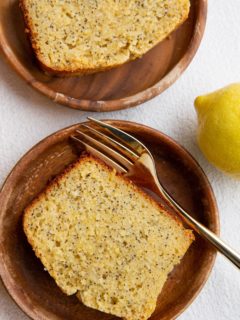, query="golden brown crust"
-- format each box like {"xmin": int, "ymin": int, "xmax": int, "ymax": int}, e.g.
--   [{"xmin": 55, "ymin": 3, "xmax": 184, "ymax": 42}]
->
[
  {"xmin": 37, "ymin": 60, "xmax": 123, "ymax": 77},
  {"xmin": 19, "ymin": 0, "xmax": 190, "ymax": 77},
  {"xmin": 20, "ymin": 0, "xmax": 41, "ymax": 63}
]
